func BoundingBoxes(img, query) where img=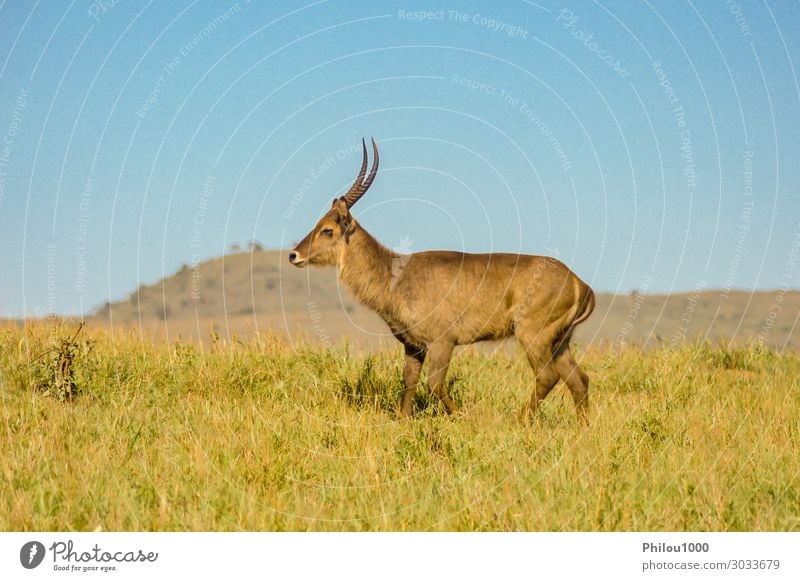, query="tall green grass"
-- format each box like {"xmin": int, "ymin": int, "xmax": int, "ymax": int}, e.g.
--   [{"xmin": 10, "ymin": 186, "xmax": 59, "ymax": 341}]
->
[{"xmin": 1, "ymin": 322, "xmax": 798, "ymax": 531}]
